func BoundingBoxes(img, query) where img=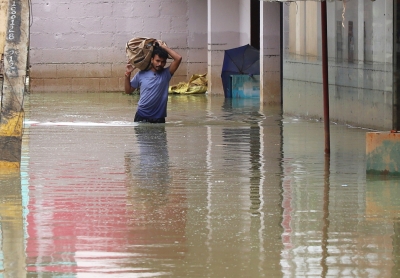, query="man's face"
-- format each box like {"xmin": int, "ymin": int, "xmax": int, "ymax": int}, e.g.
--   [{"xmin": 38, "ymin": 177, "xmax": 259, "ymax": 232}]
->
[{"xmin": 151, "ymin": 54, "xmax": 167, "ymax": 72}]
